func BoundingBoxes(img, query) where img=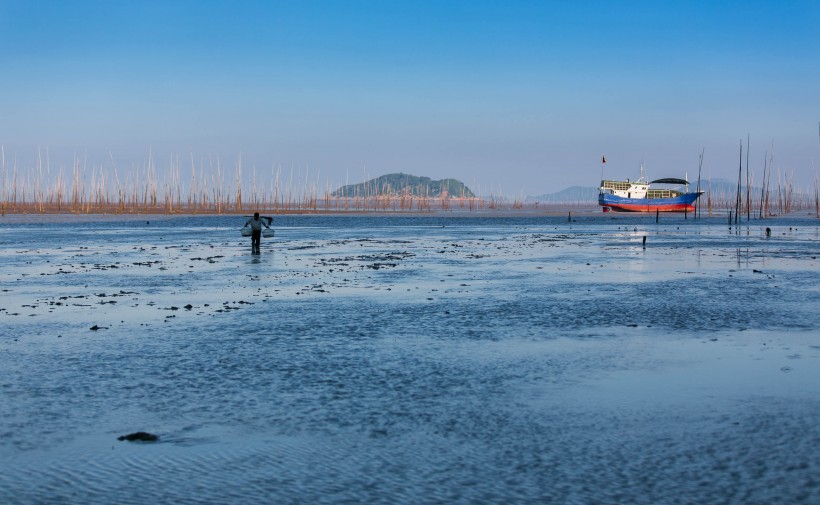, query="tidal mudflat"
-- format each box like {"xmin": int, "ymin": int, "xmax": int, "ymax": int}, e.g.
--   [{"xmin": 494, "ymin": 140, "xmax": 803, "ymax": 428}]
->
[{"xmin": 1, "ymin": 213, "xmax": 819, "ymax": 504}]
